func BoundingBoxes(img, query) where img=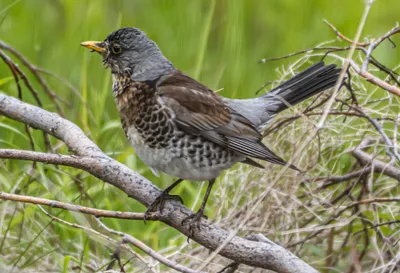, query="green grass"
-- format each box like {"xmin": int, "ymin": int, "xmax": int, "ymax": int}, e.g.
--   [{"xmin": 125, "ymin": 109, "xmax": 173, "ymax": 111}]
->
[{"xmin": 0, "ymin": 0, "xmax": 399, "ymax": 272}]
